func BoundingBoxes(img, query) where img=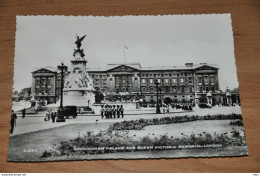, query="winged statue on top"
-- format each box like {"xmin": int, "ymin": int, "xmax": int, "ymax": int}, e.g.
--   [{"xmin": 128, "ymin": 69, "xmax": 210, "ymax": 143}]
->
[{"xmin": 73, "ymin": 34, "xmax": 86, "ymax": 58}]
